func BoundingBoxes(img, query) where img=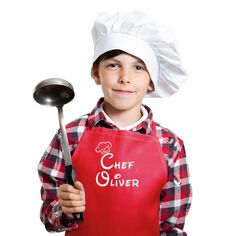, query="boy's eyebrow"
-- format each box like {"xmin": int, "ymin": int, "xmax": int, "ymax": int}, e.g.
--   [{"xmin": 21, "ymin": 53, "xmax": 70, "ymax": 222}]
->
[
  {"xmin": 136, "ymin": 59, "xmax": 145, "ymax": 64},
  {"xmin": 105, "ymin": 57, "xmax": 118, "ymax": 62}
]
